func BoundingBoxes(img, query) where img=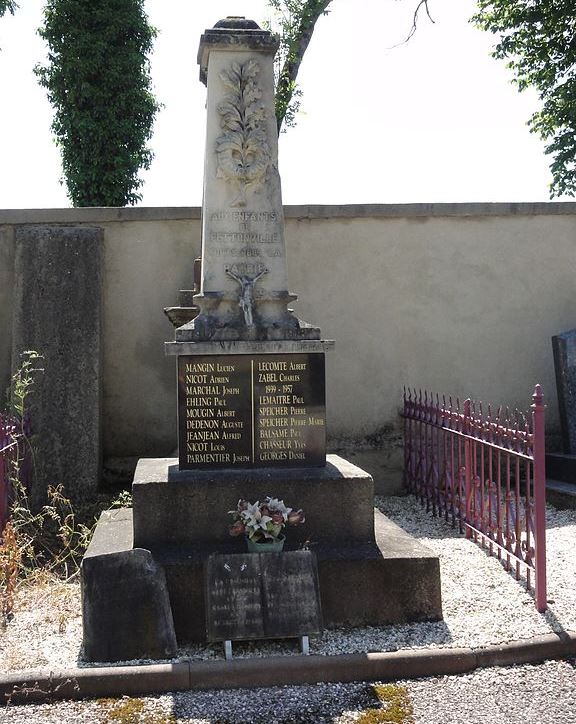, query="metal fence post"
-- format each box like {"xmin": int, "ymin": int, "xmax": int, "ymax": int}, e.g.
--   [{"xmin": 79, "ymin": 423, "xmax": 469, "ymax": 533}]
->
[
  {"xmin": 531, "ymin": 384, "xmax": 547, "ymax": 613},
  {"xmin": 463, "ymin": 398, "xmax": 473, "ymax": 539}
]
